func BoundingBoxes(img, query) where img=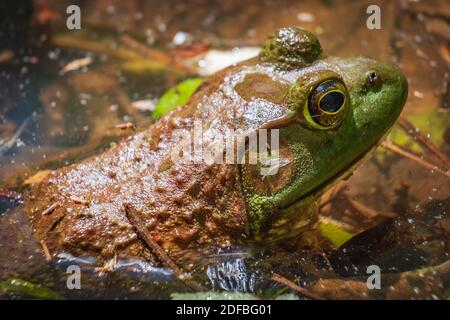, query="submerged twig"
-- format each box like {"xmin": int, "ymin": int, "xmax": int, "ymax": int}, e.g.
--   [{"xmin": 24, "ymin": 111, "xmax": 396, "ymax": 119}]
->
[
  {"xmin": 61, "ymin": 57, "xmax": 93, "ymax": 74},
  {"xmin": 120, "ymin": 35, "xmax": 194, "ymax": 74},
  {"xmin": 398, "ymin": 116, "xmax": 450, "ymax": 168},
  {"xmin": 271, "ymin": 273, "xmax": 324, "ymax": 300},
  {"xmin": 124, "ymin": 204, "xmax": 206, "ymax": 291},
  {"xmin": 115, "ymin": 122, "xmax": 136, "ymax": 131},
  {"xmin": 120, "ymin": 35, "xmax": 172, "ymax": 64},
  {"xmin": 381, "ymin": 141, "xmax": 450, "ymax": 179},
  {"xmin": 319, "ymin": 181, "xmax": 347, "ymax": 209},
  {"xmin": 346, "ymin": 194, "xmax": 396, "ymax": 219}
]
